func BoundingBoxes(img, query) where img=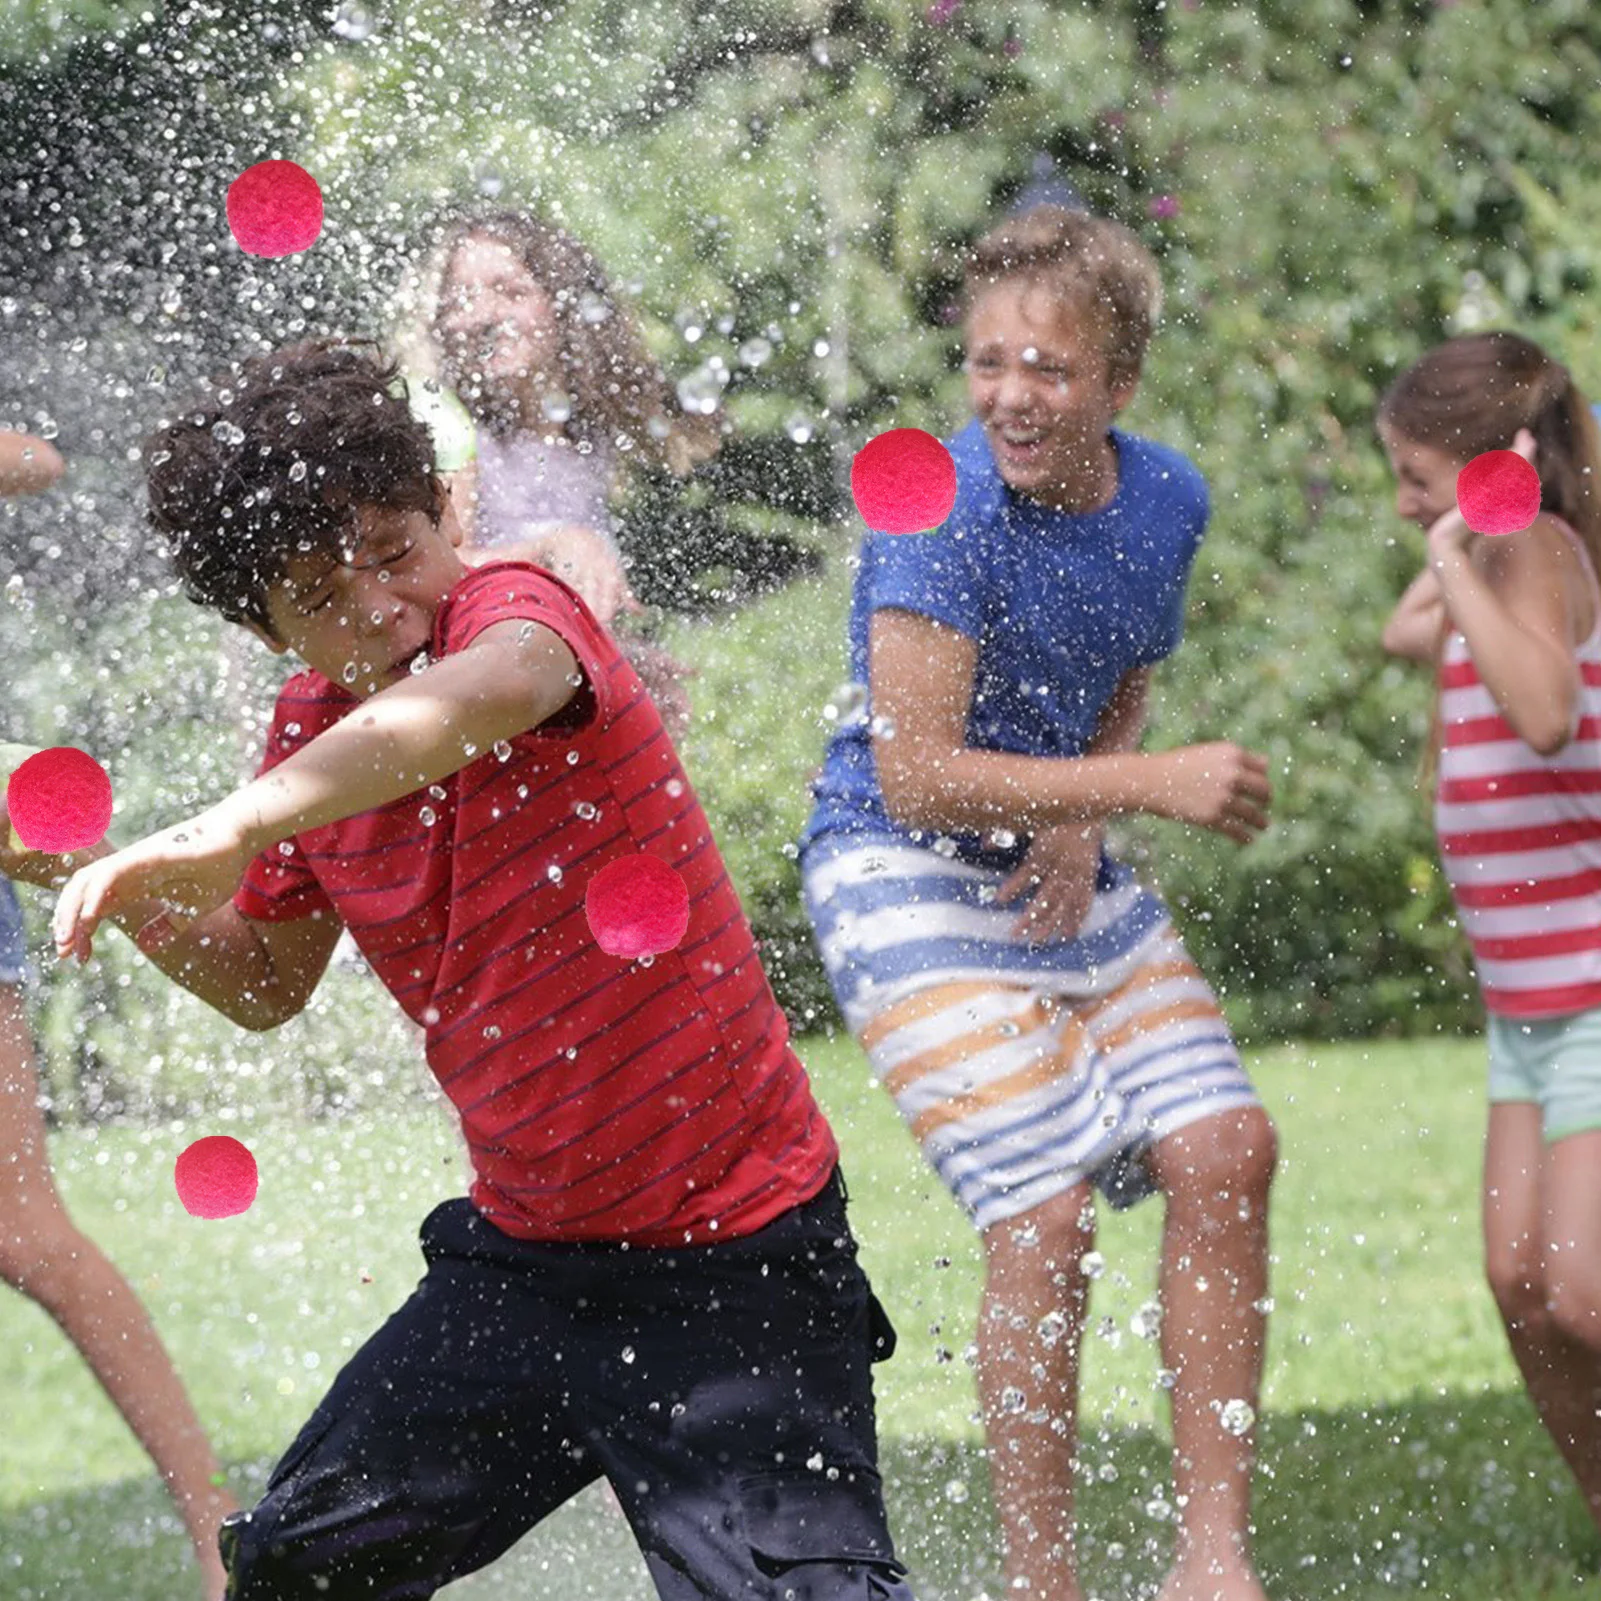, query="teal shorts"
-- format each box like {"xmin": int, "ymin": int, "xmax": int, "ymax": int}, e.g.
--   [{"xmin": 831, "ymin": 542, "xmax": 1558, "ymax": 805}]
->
[{"xmin": 1487, "ymin": 1008, "xmax": 1601, "ymax": 1142}]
